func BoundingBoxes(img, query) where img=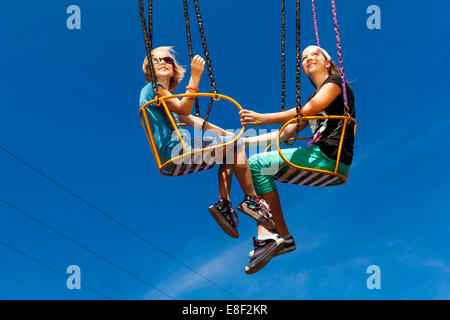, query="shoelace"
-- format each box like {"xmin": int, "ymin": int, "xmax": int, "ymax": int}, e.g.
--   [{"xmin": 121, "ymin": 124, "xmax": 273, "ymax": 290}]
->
[
  {"xmin": 217, "ymin": 200, "xmax": 239, "ymax": 227},
  {"xmin": 256, "ymin": 197, "xmax": 272, "ymax": 218},
  {"xmin": 216, "ymin": 198, "xmax": 230, "ymax": 211},
  {"xmin": 252, "ymin": 237, "xmax": 262, "ymax": 248},
  {"xmin": 252, "ymin": 237, "xmax": 271, "ymax": 252}
]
